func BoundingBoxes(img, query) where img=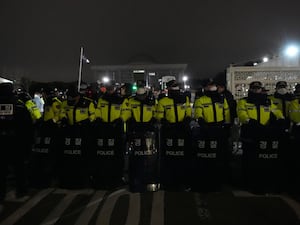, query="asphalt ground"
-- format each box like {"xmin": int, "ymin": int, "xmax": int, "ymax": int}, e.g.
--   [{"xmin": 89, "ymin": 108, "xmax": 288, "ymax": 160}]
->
[{"xmin": 1, "ymin": 185, "xmax": 300, "ymax": 225}]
